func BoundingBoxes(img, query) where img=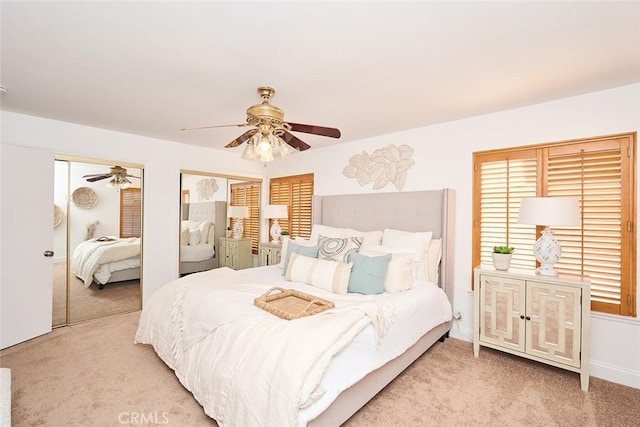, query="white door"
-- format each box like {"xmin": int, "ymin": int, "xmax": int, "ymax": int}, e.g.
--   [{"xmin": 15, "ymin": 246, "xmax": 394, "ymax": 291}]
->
[{"xmin": 0, "ymin": 144, "xmax": 54, "ymax": 349}]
